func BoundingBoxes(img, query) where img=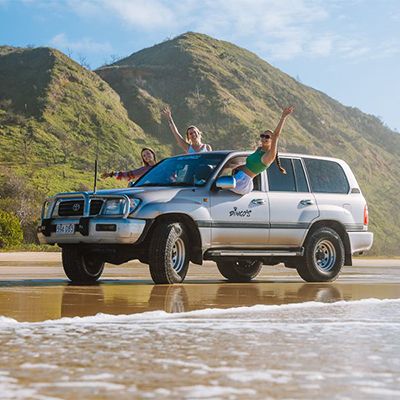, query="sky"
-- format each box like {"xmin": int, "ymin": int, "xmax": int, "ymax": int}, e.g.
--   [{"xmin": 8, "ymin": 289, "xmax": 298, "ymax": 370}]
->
[{"xmin": 0, "ymin": 0, "xmax": 399, "ymax": 132}]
